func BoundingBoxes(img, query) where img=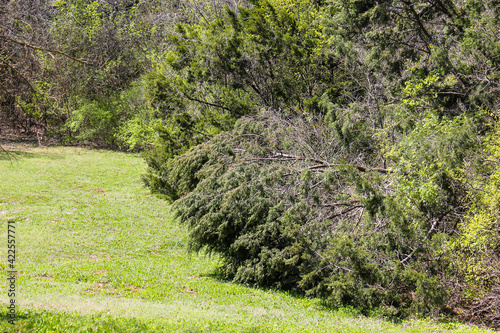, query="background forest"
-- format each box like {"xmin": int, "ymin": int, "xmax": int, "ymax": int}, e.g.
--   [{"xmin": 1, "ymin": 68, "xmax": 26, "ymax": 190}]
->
[{"xmin": 1, "ymin": 0, "xmax": 499, "ymax": 329}]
